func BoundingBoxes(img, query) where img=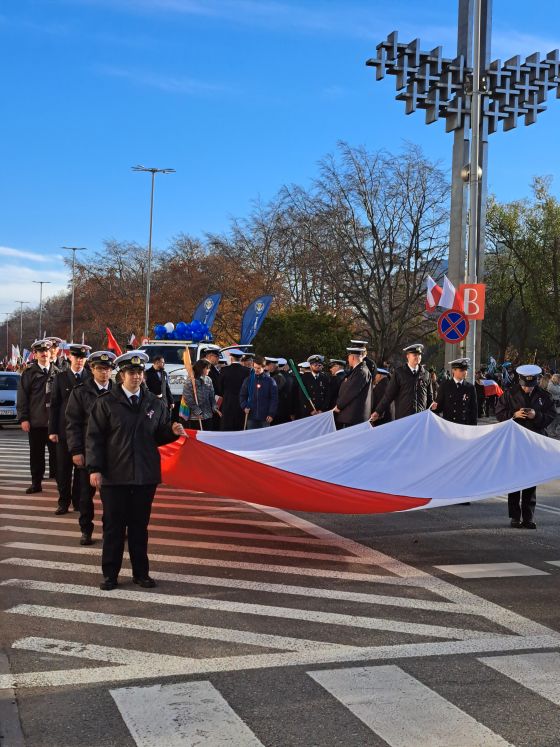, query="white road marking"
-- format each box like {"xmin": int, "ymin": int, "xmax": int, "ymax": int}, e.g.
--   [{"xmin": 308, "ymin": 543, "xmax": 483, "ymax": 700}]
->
[
  {"xmin": 308, "ymin": 665, "xmax": 512, "ymax": 747},
  {"xmin": 12, "ymin": 637, "xmax": 147, "ymax": 665},
  {"xmin": 2, "ymin": 634, "xmax": 560, "ymax": 690},
  {"xmin": 1, "ymin": 558, "xmax": 476, "ymax": 615},
  {"xmin": 0, "ymin": 514, "xmax": 336, "ymax": 546},
  {"xmin": 110, "ymin": 681, "xmax": 265, "ymax": 747},
  {"xmin": 0, "ymin": 526, "xmax": 393, "ymax": 563},
  {"xmin": 7, "ymin": 604, "xmax": 345, "ymax": 651},
  {"xmin": 434, "ymin": 563, "xmax": 549, "ymax": 579},
  {"xmin": 0, "ymin": 578, "xmax": 493, "ymax": 640},
  {"xmin": 480, "ymin": 652, "xmax": 560, "ymax": 704},
  {"xmin": 3, "ymin": 542, "xmax": 417, "ymax": 586}
]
